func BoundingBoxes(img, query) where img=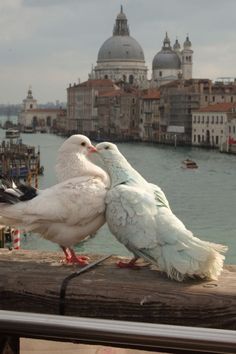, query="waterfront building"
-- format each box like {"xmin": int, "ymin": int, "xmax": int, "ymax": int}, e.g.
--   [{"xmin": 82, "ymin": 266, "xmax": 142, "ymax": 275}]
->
[
  {"xmin": 95, "ymin": 85, "xmax": 140, "ymax": 141},
  {"xmin": 139, "ymin": 89, "xmax": 161, "ymax": 141},
  {"xmin": 192, "ymin": 102, "xmax": 236, "ymax": 151},
  {"xmin": 199, "ymin": 79, "xmax": 236, "ymax": 106},
  {"xmin": 94, "ymin": 6, "xmax": 148, "ymax": 87},
  {"xmin": 66, "ymin": 79, "xmax": 117, "ymax": 136},
  {"xmin": 18, "ymin": 88, "xmax": 65, "ymax": 132}
]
